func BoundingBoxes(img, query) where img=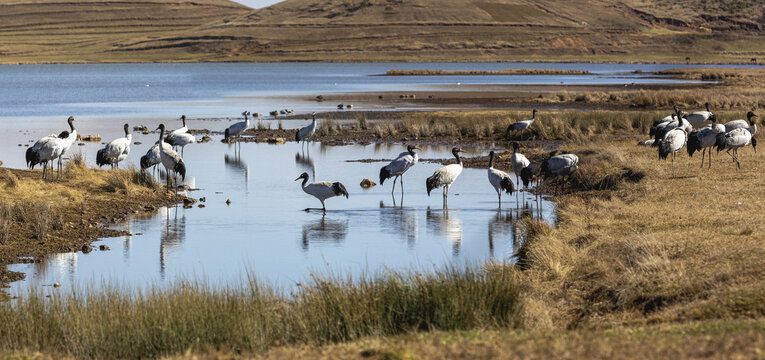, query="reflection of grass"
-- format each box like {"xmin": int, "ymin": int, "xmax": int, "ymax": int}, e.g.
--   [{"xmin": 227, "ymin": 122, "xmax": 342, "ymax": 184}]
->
[{"xmin": 0, "ymin": 266, "xmax": 521, "ymax": 358}]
